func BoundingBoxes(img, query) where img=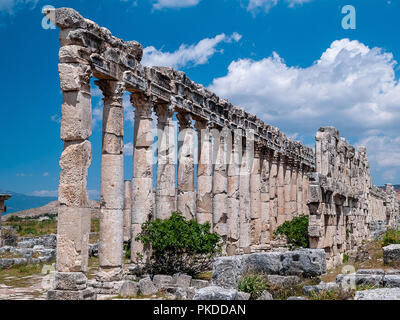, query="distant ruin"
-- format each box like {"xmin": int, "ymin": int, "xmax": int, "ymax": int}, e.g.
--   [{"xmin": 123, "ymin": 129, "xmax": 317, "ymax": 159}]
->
[{"xmin": 42, "ymin": 8, "xmax": 400, "ymax": 299}]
